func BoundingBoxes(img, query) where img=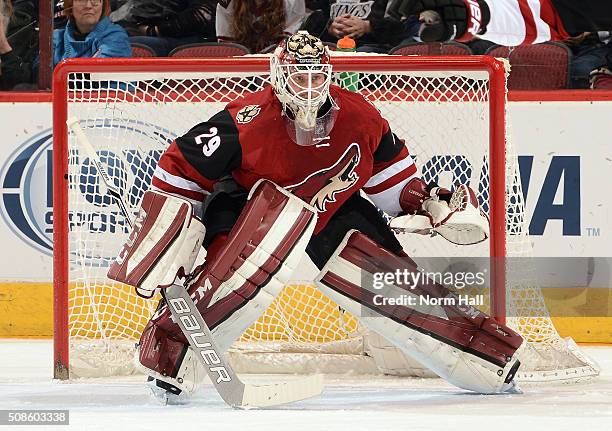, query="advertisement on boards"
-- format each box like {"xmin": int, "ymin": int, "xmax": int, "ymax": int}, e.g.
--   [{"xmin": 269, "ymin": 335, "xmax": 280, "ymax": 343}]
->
[{"xmin": 0, "ymin": 100, "xmax": 611, "ymax": 285}]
